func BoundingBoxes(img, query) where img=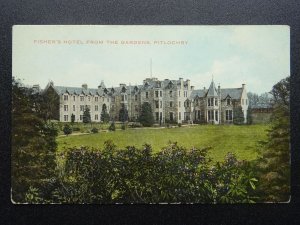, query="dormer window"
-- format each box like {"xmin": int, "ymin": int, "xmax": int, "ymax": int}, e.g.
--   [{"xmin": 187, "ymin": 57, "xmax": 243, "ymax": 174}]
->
[
  {"xmin": 64, "ymin": 95, "xmax": 68, "ymax": 101},
  {"xmin": 227, "ymin": 98, "xmax": 231, "ymax": 106},
  {"xmin": 146, "ymin": 92, "xmax": 149, "ymax": 98},
  {"xmin": 73, "ymin": 96, "xmax": 76, "ymax": 101}
]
